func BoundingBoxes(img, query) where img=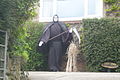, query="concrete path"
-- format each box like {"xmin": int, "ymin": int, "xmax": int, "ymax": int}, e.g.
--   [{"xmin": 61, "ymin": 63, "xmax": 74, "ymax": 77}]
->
[{"xmin": 28, "ymin": 72, "xmax": 120, "ymax": 80}]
